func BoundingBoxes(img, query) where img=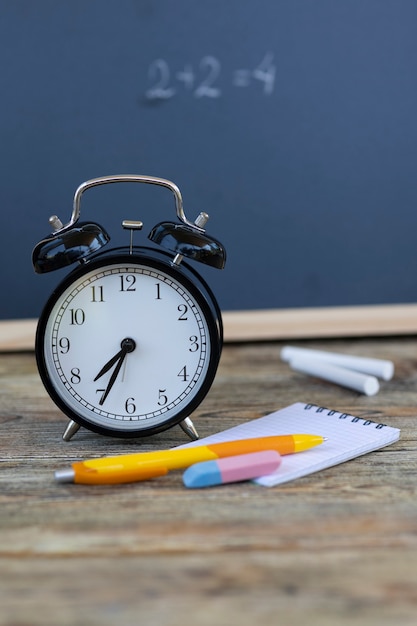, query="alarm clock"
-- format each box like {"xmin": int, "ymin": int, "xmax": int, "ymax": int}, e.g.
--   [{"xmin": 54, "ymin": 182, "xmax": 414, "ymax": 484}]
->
[{"xmin": 32, "ymin": 175, "xmax": 226, "ymax": 442}]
